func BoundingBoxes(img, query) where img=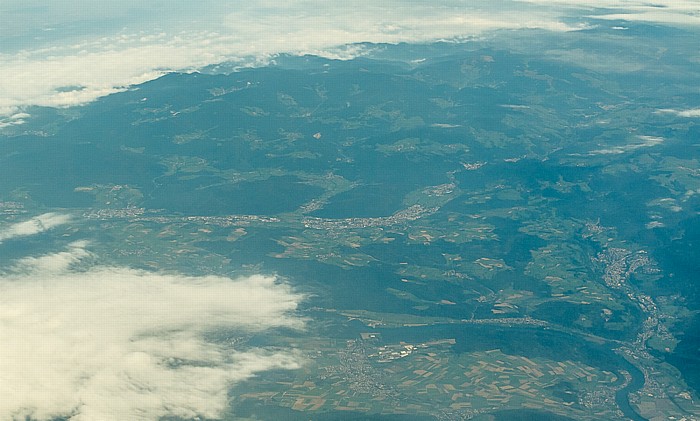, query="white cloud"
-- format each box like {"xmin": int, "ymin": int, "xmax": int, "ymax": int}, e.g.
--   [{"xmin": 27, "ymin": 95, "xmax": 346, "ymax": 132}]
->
[
  {"xmin": 589, "ymin": 11, "xmax": 700, "ymax": 26},
  {"xmin": 677, "ymin": 109, "xmax": 700, "ymax": 117},
  {"xmin": 658, "ymin": 108, "xmax": 700, "ymax": 118},
  {"xmin": 12, "ymin": 240, "xmax": 90, "ymax": 273},
  {"xmin": 589, "ymin": 135, "xmax": 664, "ymax": 155},
  {"xmin": 0, "ymin": 213, "xmax": 71, "ymax": 242},
  {"xmin": 0, "ymin": 111, "xmax": 30, "ymax": 128},
  {"xmin": 646, "ymin": 221, "xmax": 665, "ymax": 229},
  {"xmin": 0, "ymin": 242, "xmax": 305, "ymax": 421}
]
